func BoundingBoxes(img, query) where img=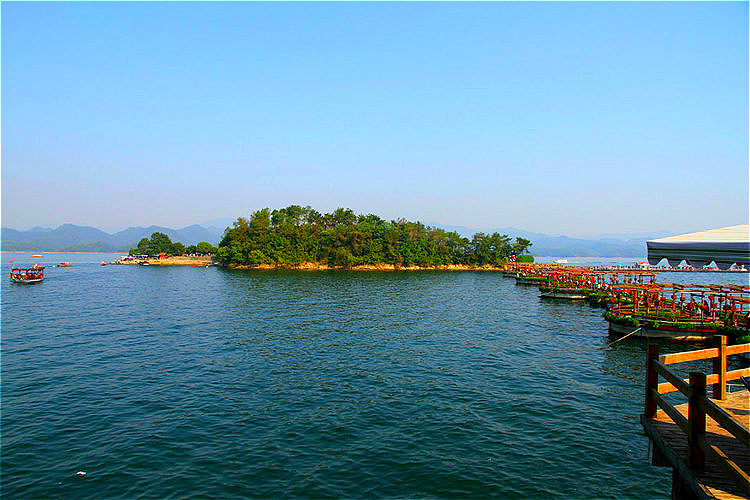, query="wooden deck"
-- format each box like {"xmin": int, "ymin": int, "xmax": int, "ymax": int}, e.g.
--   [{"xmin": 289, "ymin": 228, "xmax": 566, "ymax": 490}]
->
[
  {"xmin": 641, "ymin": 338, "xmax": 750, "ymax": 500},
  {"xmin": 642, "ymin": 391, "xmax": 749, "ymax": 500}
]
